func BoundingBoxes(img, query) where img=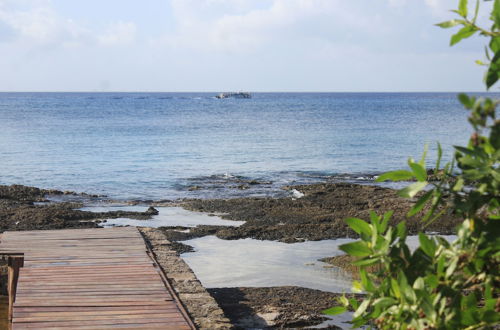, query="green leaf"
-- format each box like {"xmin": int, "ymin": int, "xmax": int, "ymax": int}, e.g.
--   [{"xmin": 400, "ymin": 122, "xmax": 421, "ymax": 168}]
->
[
  {"xmin": 413, "ymin": 277, "xmax": 425, "ymax": 290},
  {"xmin": 390, "ymin": 278, "xmax": 401, "ymax": 298},
  {"xmin": 435, "ymin": 19, "xmax": 462, "ymax": 28},
  {"xmin": 409, "ymin": 162, "xmax": 427, "ymax": 182},
  {"xmin": 486, "ymin": 52, "xmax": 500, "ymax": 89},
  {"xmin": 352, "ymin": 258, "xmax": 379, "ymax": 267},
  {"xmin": 399, "ymin": 272, "xmax": 416, "ymax": 303},
  {"xmin": 453, "ymin": 177, "xmax": 464, "ymax": 191},
  {"xmin": 353, "ymin": 300, "xmax": 369, "ymax": 319},
  {"xmin": 373, "ymin": 297, "xmax": 397, "ymax": 309},
  {"xmin": 398, "ymin": 181, "xmax": 428, "ymax": 198},
  {"xmin": 339, "ymin": 241, "xmax": 372, "ymax": 257},
  {"xmin": 396, "ymin": 221, "xmax": 407, "ymax": 240},
  {"xmin": 418, "ymin": 232, "xmax": 436, "ymax": 257},
  {"xmin": 445, "ymin": 257, "xmax": 458, "ymax": 278},
  {"xmin": 458, "ymin": 93, "xmax": 473, "ymax": 108},
  {"xmin": 455, "ymin": 145, "xmax": 479, "ymax": 157},
  {"xmin": 490, "ymin": 121, "xmax": 500, "ymax": 149},
  {"xmin": 407, "ymin": 190, "xmax": 433, "ymax": 217},
  {"xmin": 360, "ymin": 268, "xmax": 375, "ymax": 292},
  {"xmin": 427, "ymin": 274, "xmax": 438, "ymax": 288},
  {"xmin": 489, "ymin": 36, "xmax": 500, "ymax": 53},
  {"xmin": 345, "ymin": 218, "xmax": 372, "ymax": 238},
  {"xmin": 323, "ymin": 306, "xmax": 347, "ymax": 316},
  {"xmin": 376, "ymin": 170, "xmax": 414, "ymax": 182},
  {"xmin": 458, "ymin": 0, "xmax": 468, "ymax": 17},
  {"xmin": 339, "ymin": 295, "xmax": 349, "ymax": 307},
  {"xmin": 369, "ymin": 211, "xmax": 381, "ymax": 234},
  {"xmin": 419, "ymin": 144, "xmax": 428, "ymax": 167},
  {"xmin": 493, "ymin": 0, "xmax": 500, "ymax": 27},
  {"xmin": 436, "ymin": 142, "xmax": 443, "ymax": 171},
  {"xmin": 450, "ymin": 25, "xmax": 477, "ymax": 46},
  {"xmin": 483, "ymin": 310, "xmax": 500, "ymax": 323},
  {"xmin": 352, "ymin": 280, "xmax": 363, "ymax": 293},
  {"xmin": 473, "ymin": 0, "xmax": 480, "ymax": 22},
  {"xmin": 461, "ymin": 310, "xmax": 478, "ymax": 325},
  {"xmin": 380, "ymin": 210, "xmax": 393, "ymax": 233},
  {"xmin": 349, "ymin": 298, "xmax": 359, "ymax": 310},
  {"xmin": 462, "ymin": 292, "xmax": 477, "ymax": 308}
]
